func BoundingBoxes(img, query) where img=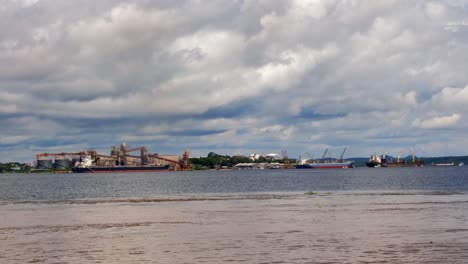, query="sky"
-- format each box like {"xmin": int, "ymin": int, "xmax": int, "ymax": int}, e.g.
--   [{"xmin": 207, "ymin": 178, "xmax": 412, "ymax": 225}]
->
[{"xmin": 1, "ymin": 0, "xmax": 468, "ymax": 162}]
